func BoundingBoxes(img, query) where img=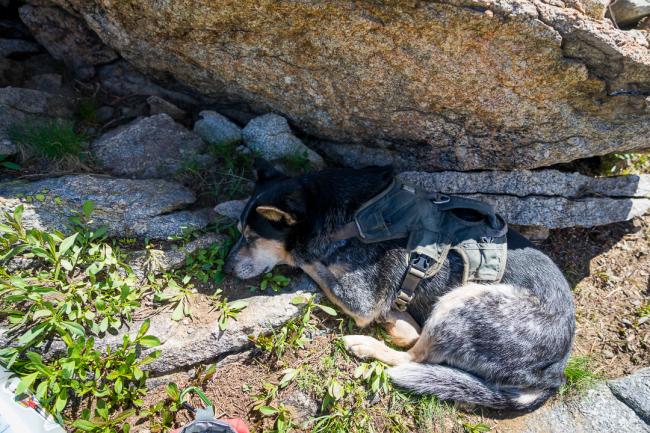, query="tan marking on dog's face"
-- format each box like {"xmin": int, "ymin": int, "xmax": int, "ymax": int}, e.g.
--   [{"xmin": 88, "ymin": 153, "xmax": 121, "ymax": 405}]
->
[{"xmin": 227, "ymin": 227, "xmax": 293, "ymax": 279}]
